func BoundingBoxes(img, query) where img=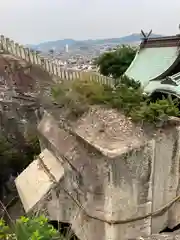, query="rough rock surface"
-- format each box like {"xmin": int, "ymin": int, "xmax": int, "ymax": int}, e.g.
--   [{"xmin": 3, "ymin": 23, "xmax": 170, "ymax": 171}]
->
[
  {"xmin": 74, "ymin": 106, "xmax": 147, "ymax": 157},
  {"xmin": 15, "ymin": 104, "xmax": 180, "ymax": 240},
  {"xmin": 132, "ymin": 232, "xmax": 180, "ymax": 240}
]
